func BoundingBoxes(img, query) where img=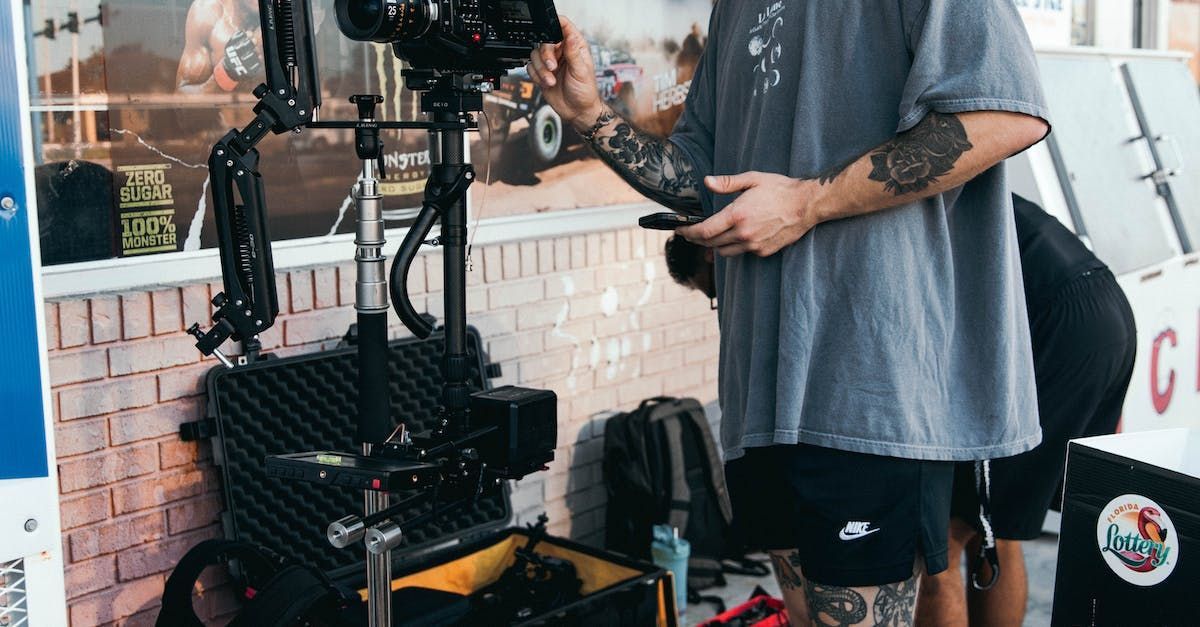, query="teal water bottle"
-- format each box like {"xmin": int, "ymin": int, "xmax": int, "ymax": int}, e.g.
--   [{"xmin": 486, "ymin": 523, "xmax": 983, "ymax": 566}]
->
[{"xmin": 651, "ymin": 524, "xmax": 690, "ymax": 614}]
